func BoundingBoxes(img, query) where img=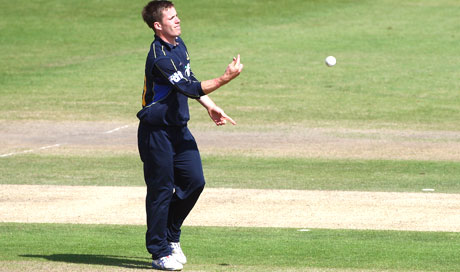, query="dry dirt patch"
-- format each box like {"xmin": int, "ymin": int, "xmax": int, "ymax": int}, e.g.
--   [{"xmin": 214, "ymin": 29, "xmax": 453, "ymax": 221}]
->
[
  {"xmin": 1, "ymin": 121, "xmax": 460, "ymax": 232},
  {"xmin": 1, "ymin": 184, "xmax": 459, "ymax": 232},
  {"xmin": 2, "ymin": 120, "xmax": 460, "ymax": 161}
]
